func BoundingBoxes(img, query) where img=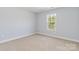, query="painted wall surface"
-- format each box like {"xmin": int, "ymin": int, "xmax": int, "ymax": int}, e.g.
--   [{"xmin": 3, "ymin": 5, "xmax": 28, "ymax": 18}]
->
[
  {"xmin": 0, "ymin": 7, "xmax": 79, "ymax": 42},
  {"xmin": 37, "ymin": 7, "xmax": 79, "ymax": 40},
  {"xmin": 0, "ymin": 8, "xmax": 36, "ymax": 40}
]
